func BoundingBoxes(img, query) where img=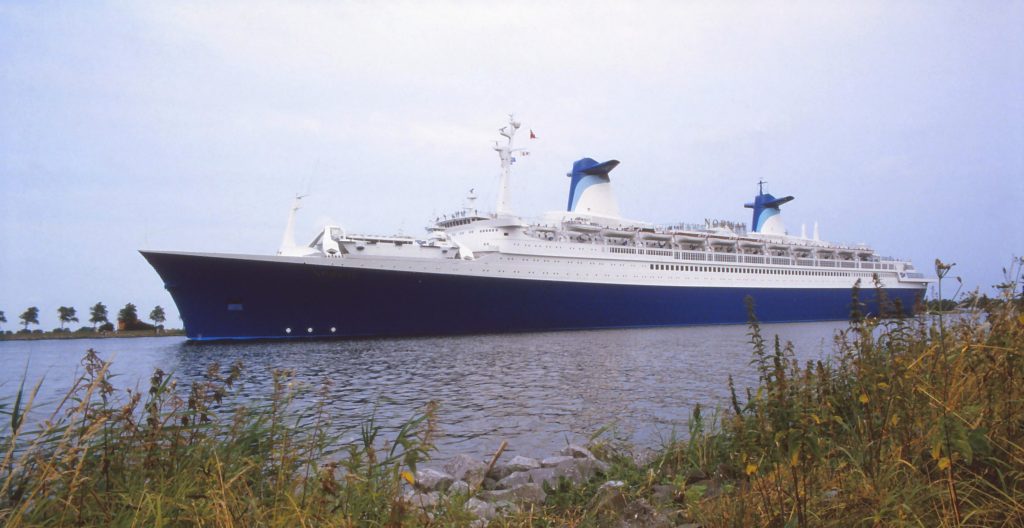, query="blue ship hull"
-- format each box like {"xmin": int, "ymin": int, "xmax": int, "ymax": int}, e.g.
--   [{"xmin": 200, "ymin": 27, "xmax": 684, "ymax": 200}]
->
[{"xmin": 141, "ymin": 251, "xmax": 924, "ymax": 341}]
